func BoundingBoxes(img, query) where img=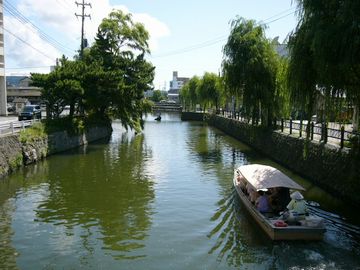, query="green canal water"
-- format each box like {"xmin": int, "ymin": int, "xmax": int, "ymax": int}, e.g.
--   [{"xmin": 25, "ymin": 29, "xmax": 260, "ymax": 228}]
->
[{"xmin": 0, "ymin": 113, "xmax": 360, "ymax": 269}]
